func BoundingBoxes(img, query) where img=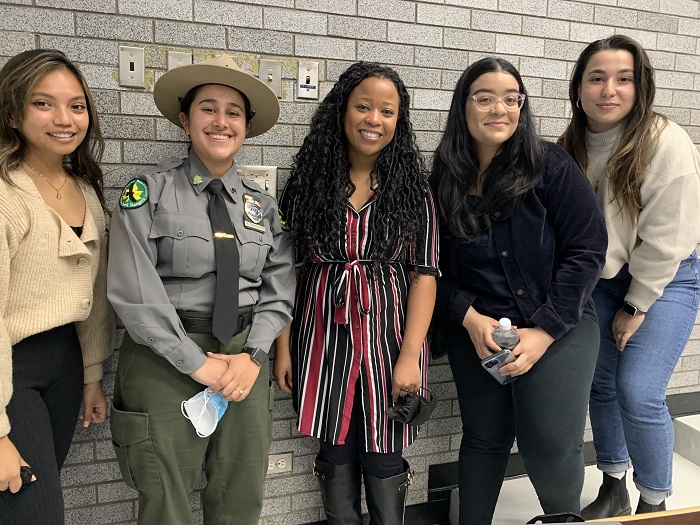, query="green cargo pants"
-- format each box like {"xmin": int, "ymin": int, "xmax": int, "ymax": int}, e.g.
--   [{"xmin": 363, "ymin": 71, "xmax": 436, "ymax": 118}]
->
[{"xmin": 110, "ymin": 323, "xmax": 272, "ymax": 525}]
